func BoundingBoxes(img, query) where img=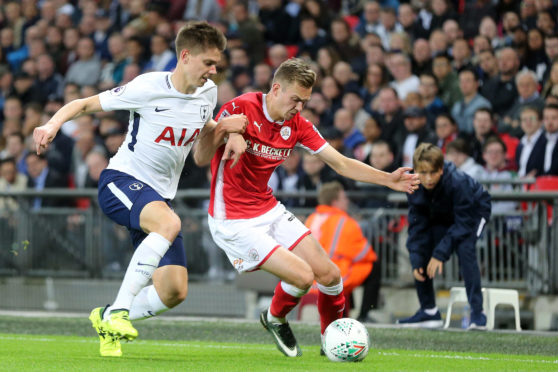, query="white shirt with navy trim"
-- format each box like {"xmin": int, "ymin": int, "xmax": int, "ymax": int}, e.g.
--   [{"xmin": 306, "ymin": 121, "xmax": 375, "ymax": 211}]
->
[{"xmin": 99, "ymin": 72, "xmax": 217, "ymax": 199}]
